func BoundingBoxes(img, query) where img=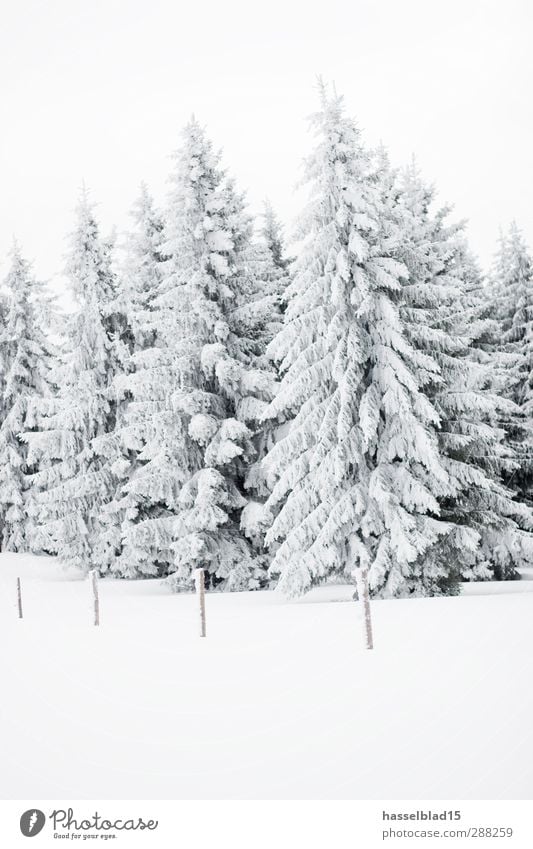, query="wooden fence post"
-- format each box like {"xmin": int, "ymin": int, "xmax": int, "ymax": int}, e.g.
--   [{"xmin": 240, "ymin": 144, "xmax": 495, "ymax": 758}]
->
[
  {"xmin": 90, "ymin": 569, "xmax": 100, "ymax": 627},
  {"xmin": 355, "ymin": 566, "xmax": 374, "ymax": 650},
  {"xmin": 195, "ymin": 568, "xmax": 206, "ymax": 638},
  {"xmin": 17, "ymin": 577, "xmax": 23, "ymax": 619}
]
